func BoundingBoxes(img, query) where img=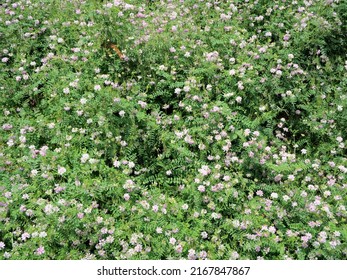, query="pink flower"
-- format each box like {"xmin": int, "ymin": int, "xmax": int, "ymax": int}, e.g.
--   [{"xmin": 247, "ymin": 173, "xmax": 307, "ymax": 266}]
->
[
  {"xmin": 256, "ymin": 190, "xmax": 263, "ymax": 196},
  {"xmin": 182, "ymin": 204, "xmax": 189, "ymax": 210},
  {"xmin": 169, "ymin": 238, "xmax": 176, "ymax": 245},
  {"xmin": 94, "ymin": 85, "xmax": 101, "ymax": 91},
  {"xmin": 57, "ymin": 166, "xmax": 66, "ymax": 175},
  {"xmin": 77, "ymin": 213, "xmax": 84, "ymax": 219},
  {"xmin": 197, "ymin": 185, "xmax": 205, "ymax": 192},
  {"xmin": 175, "ymin": 244, "xmax": 183, "ymax": 253},
  {"xmin": 21, "ymin": 232, "xmax": 30, "ymax": 241},
  {"xmin": 198, "ymin": 165, "xmax": 211, "ymax": 176},
  {"xmin": 199, "ymin": 250, "xmax": 207, "ymax": 259},
  {"xmin": 188, "ymin": 249, "xmax": 196, "ymax": 260},
  {"xmin": 152, "ymin": 205, "xmax": 159, "ymax": 212},
  {"xmin": 36, "ymin": 246, "xmax": 45, "ymax": 255}
]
